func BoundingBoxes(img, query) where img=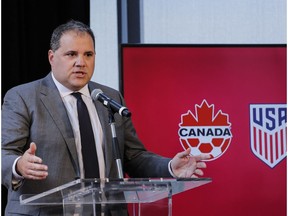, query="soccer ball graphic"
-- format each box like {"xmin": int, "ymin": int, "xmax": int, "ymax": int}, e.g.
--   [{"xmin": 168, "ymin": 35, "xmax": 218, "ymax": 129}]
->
[{"xmin": 178, "ymin": 100, "xmax": 232, "ymax": 161}]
